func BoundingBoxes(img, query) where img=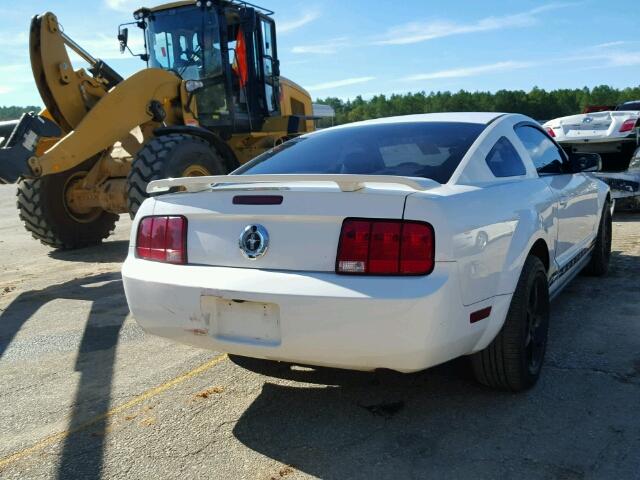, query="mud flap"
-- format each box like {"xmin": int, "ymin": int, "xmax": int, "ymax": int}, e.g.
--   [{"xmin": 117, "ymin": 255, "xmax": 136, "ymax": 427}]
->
[{"xmin": 0, "ymin": 112, "xmax": 61, "ymax": 183}]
